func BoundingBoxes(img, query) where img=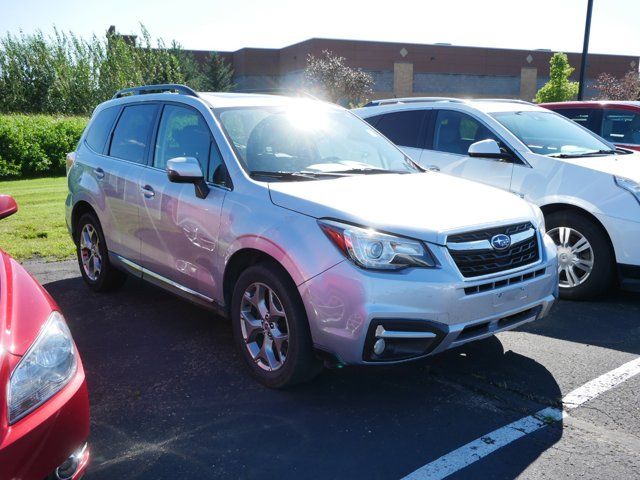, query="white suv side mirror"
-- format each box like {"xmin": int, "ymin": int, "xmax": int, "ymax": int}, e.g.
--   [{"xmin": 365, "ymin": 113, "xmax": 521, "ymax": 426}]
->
[
  {"xmin": 166, "ymin": 156, "xmax": 210, "ymax": 199},
  {"xmin": 468, "ymin": 139, "xmax": 509, "ymax": 160}
]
